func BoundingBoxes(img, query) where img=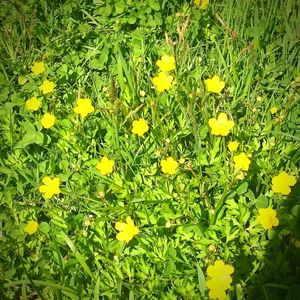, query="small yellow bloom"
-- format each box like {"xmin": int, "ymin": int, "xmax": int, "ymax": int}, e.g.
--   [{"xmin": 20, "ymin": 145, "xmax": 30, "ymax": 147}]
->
[
  {"xmin": 272, "ymin": 171, "xmax": 296, "ymax": 195},
  {"xmin": 132, "ymin": 118, "xmax": 149, "ymax": 137},
  {"xmin": 41, "ymin": 113, "xmax": 56, "ymax": 128},
  {"xmin": 257, "ymin": 208, "xmax": 279, "ymax": 230},
  {"xmin": 74, "ymin": 98, "xmax": 94, "ymax": 119},
  {"xmin": 18, "ymin": 76, "xmax": 27, "ymax": 85},
  {"xmin": 179, "ymin": 158, "xmax": 185, "ymax": 164},
  {"xmin": 24, "ymin": 220, "xmax": 39, "ymax": 235},
  {"xmin": 228, "ymin": 141, "xmax": 239, "ymax": 152},
  {"xmin": 161, "ymin": 157, "xmax": 178, "ymax": 175},
  {"xmin": 39, "ymin": 176, "xmax": 61, "ymax": 199},
  {"xmin": 25, "ymin": 96, "xmax": 41, "ymax": 111},
  {"xmin": 115, "ymin": 216, "xmax": 139, "ymax": 242},
  {"xmin": 40, "ymin": 79, "xmax": 55, "ymax": 94},
  {"xmin": 208, "ymin": 113, "xmax": 234, "ymax": 136},
  {"xmin": 96, "ymin": 157, "xmax": 114, "ymax": 175},
  {"xmin": 204, "ymin": 75, "xmax": 225, "ymax": 93},
  {"xmin": 270, "ymin": 106, "xmax": 278, "ymax": 114},
  {"xmin": 31, "ymin": 62, "xmax": 45, "ymax": 75},
  {"xmin": 194, "ymin": 0, "xmax": 209, "ymax": 8},
  {"xmin": 153, "ymin": 72, "xmax": 173, "ymax": 92},
  {"xmin": 165, "ymin": 221, "xmax": 172, "ymax": 228},
  {"xmin": 236, "ymin": 171, "xmax": 245, "ymax": 180},
  {"xmin": 233, "ymin": 152, "xmax": 251, "ymax": 171},
  {"xmin": 156, "ymin": 55, "xmax": 175, "ymax": 72},
  {"xmin": 206, "ymin": 260, "xmax": 234, "ymax": 300},
  {"xmin": 139, "ymin": 90, "xmax": 146, "ymax": 97}
]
